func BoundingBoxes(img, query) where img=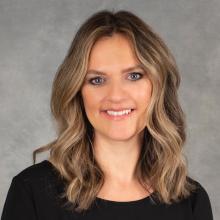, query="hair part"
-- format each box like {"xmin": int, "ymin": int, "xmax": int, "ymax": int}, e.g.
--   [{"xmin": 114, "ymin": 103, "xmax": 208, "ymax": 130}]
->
[{"xmin": 33, "ymin": 9, "xmax": 197, "ymax": 212}]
